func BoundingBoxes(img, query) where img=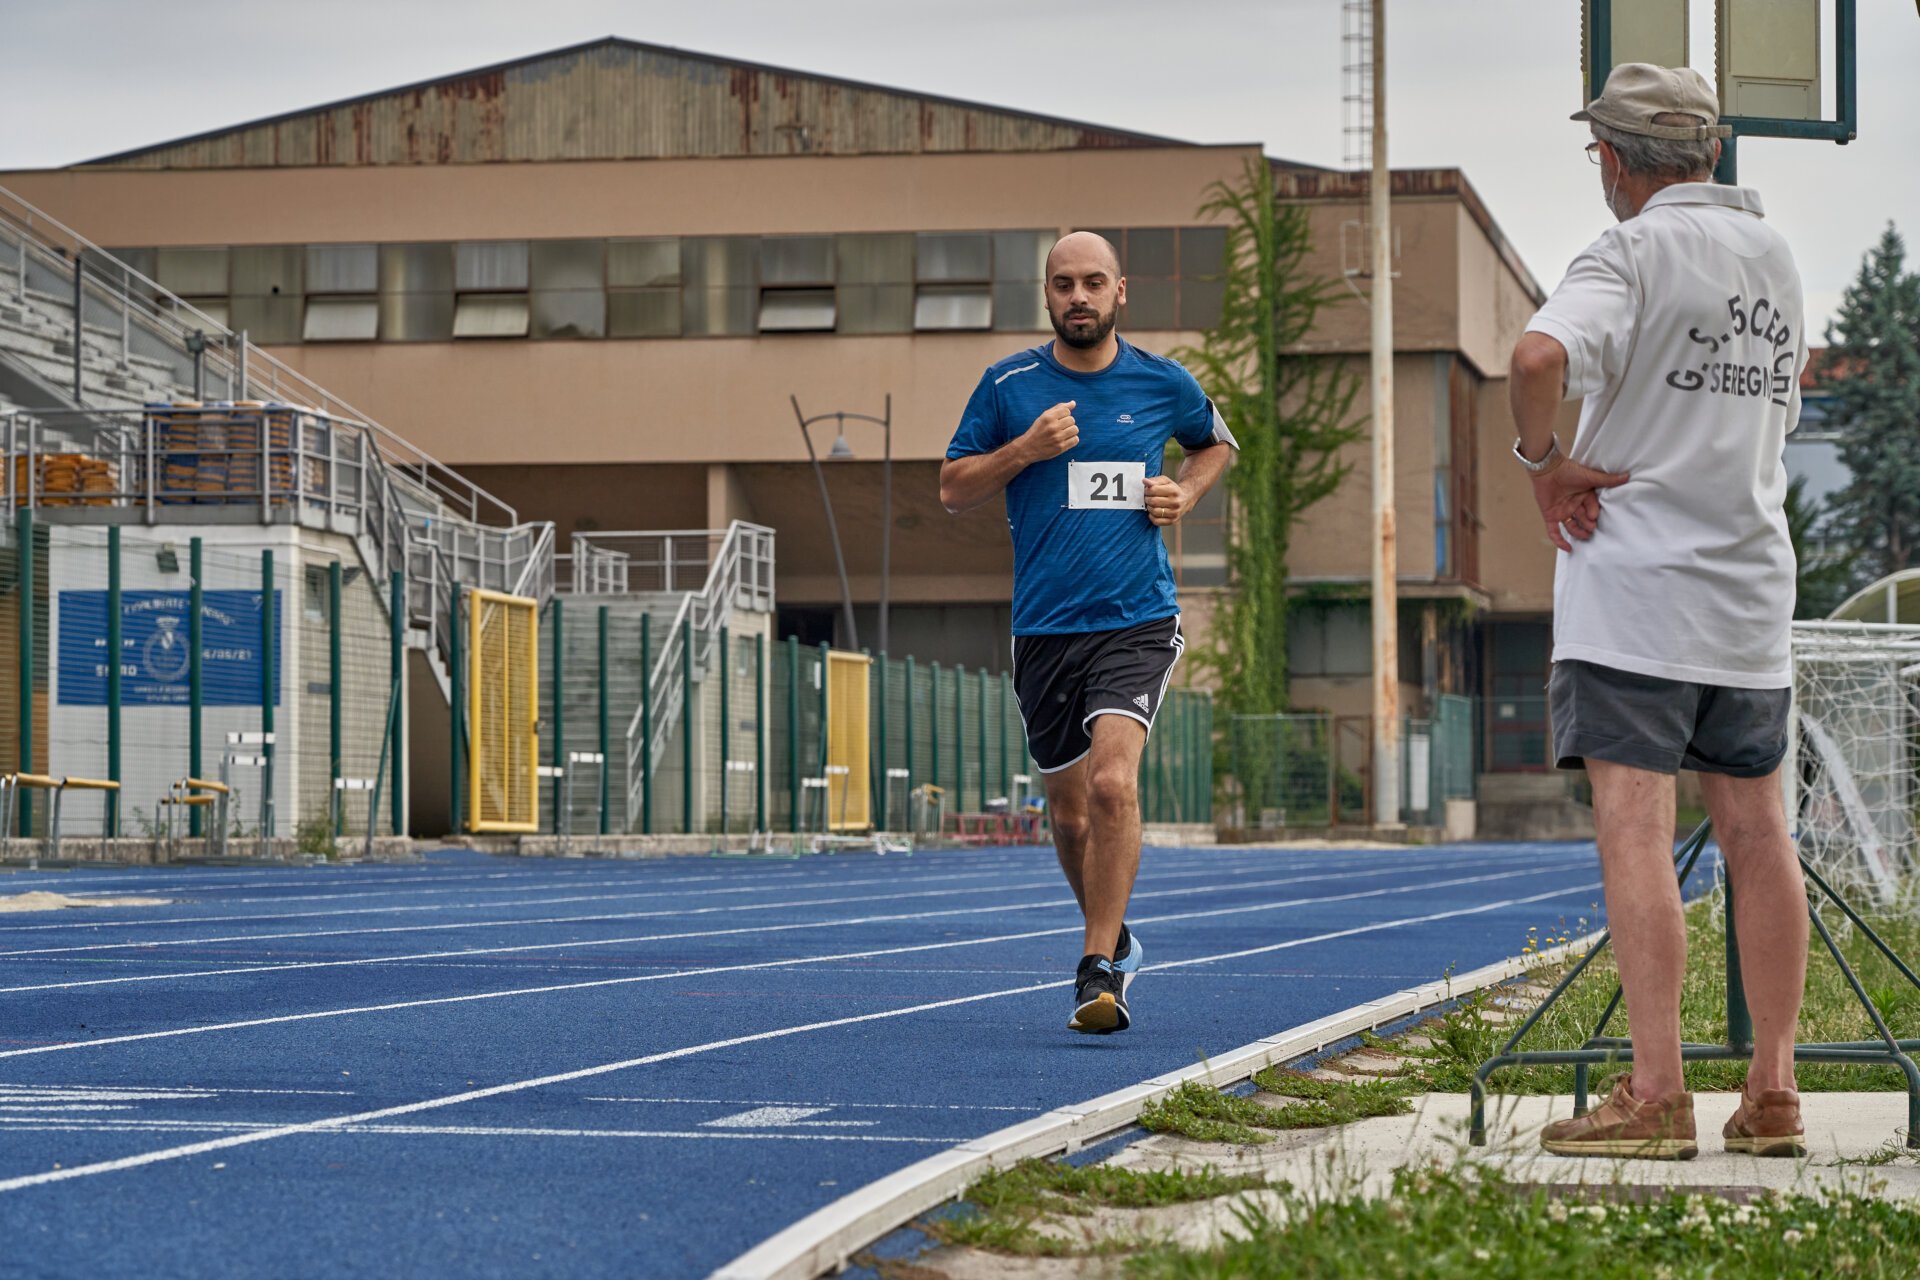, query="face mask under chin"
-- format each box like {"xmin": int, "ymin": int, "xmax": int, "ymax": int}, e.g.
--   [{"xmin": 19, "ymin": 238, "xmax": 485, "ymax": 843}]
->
[{"xmin": 1603, "ymin": 168, "xmax": 1634, "ymax": 222}]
